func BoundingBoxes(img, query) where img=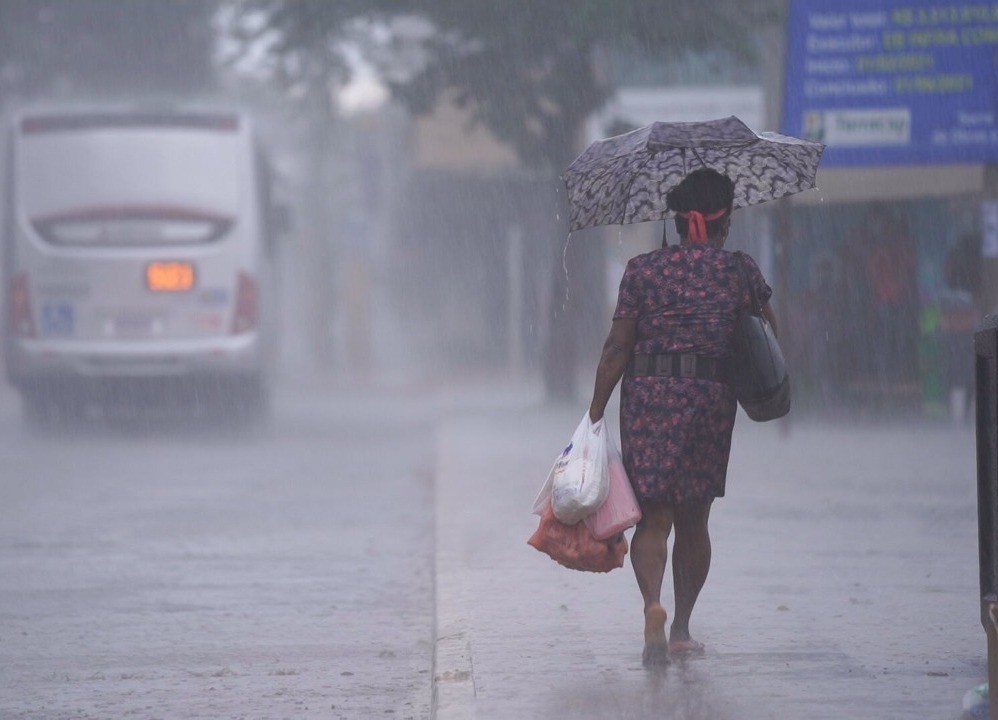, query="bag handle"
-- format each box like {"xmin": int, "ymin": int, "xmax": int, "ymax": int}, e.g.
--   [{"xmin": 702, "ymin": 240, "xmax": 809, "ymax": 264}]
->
[{"xmin": 734, "ymin": 251, "xmax": 763, "ymax": 315}]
